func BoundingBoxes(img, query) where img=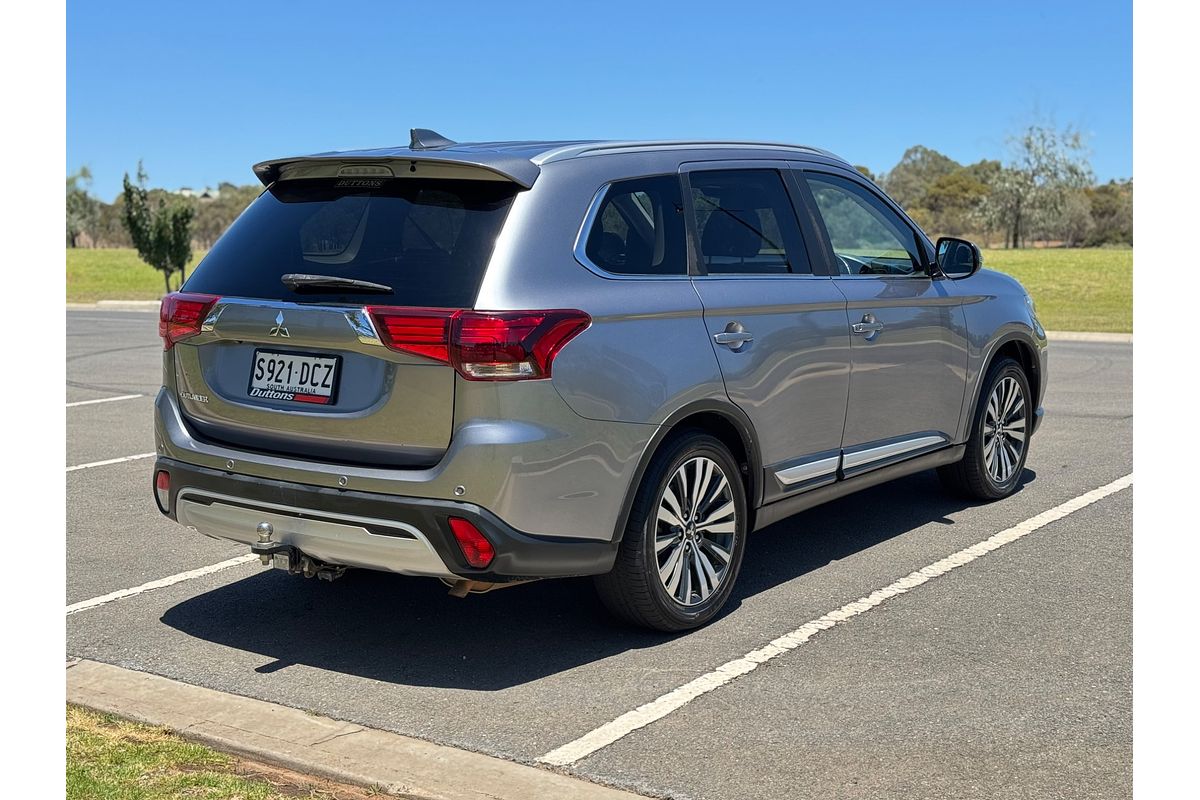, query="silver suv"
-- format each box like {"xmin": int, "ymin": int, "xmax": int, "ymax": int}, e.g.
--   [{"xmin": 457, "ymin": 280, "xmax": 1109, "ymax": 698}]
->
[{"xmin": 152, "ymin": 130, "xmax": 1047, "ymax": 631}]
